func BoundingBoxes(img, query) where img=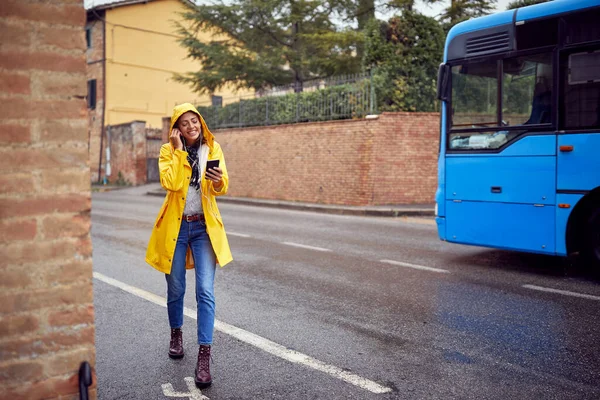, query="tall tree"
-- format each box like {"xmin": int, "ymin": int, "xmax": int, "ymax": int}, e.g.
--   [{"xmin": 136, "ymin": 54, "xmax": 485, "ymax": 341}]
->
[
  {"xmin": 364, "ymin": 11, "xmax": 445, "ymax": 111},
  {"xmin": 425, "ymin": 0, "xmax": 497, "ymax": 28},
  {"xmin": 507, "ymin": 0, "xmax": 549, "ymax": 10},
  {"xmin": 356, "ymin": 0, "xmax": 376, "ymax": 30},
  {"xmin": 175, "ymin": 0, "xmax": 362, "ymax": 94}
]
